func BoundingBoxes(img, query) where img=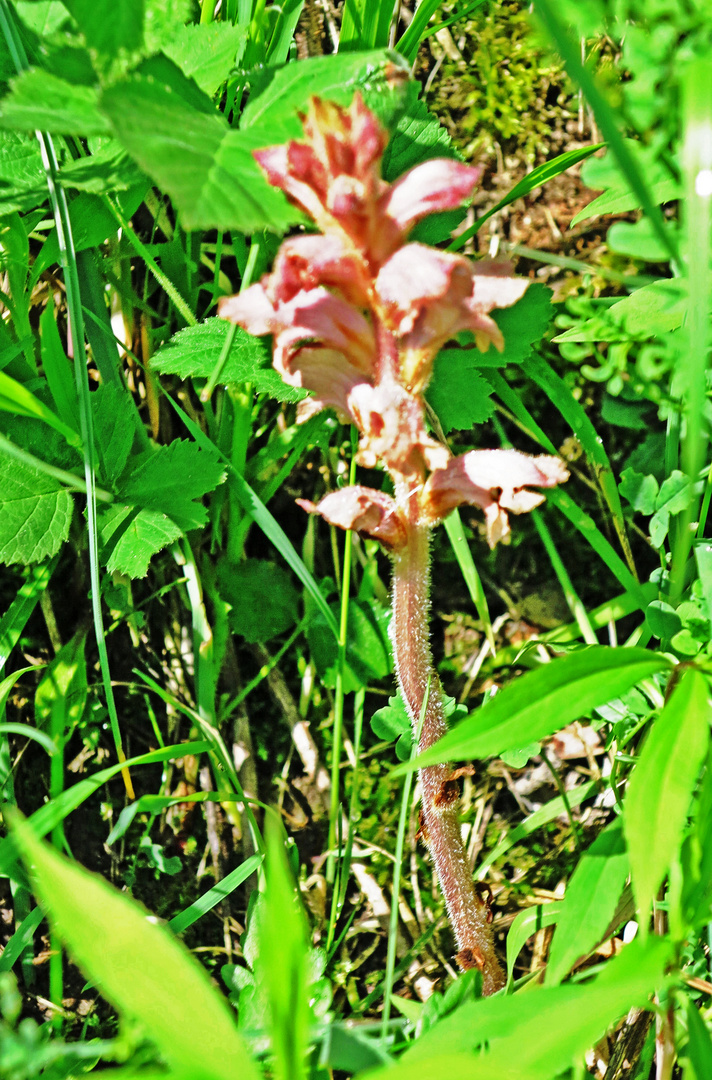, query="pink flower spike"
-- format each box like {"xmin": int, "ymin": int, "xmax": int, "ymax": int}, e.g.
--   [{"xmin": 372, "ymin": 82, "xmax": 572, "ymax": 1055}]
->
[
  {"xmin": 271, "ymin": 287, "xmax": 375, "ymax": 376},
  {"xmin": 219, "ymin": 281, "xmax": 279, "ymax": 337},
  {"xmin": 282, "ymin": 346, "xmax": 371, "ymax": 420},
  {"xmin": 382, "ymin": 159, "xmax": 483, "ymax": 236},
  {"xmin": 421, "ymin": 449, "xmax": 569, "ymax": 546},
  {"xmin": 297, "ymin": 486, "xmax": 407, "ymax": 549},
  {"xmin": 349, "ymin": 378, "xmax": 449, "ymax": 480}
]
